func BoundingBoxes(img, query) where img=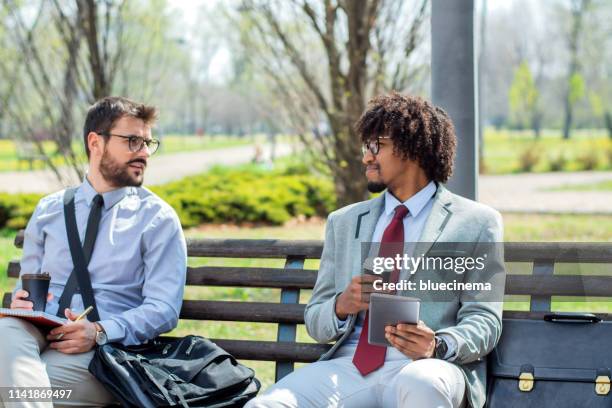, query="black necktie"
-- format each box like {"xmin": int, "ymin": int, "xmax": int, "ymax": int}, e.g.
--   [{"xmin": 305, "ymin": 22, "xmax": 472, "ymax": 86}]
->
[{"xmin": 57, "ymin": 194, "xmax": 104, "ymax": 317}]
